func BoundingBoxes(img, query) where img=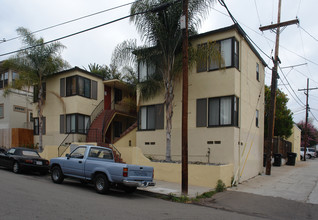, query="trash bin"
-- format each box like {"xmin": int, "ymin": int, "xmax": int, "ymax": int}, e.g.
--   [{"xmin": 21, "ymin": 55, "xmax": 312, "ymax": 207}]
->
[
  {"xmin": 273, "ymin": 153, "xmax": 282, "ymax": 167},
  {"xmin": 286, "ymin": 152, "xmax": 297, "ymax": 166},
  {"xmin": 263, "ymin": 153, "xmax": 266, "ymax": 167}
]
